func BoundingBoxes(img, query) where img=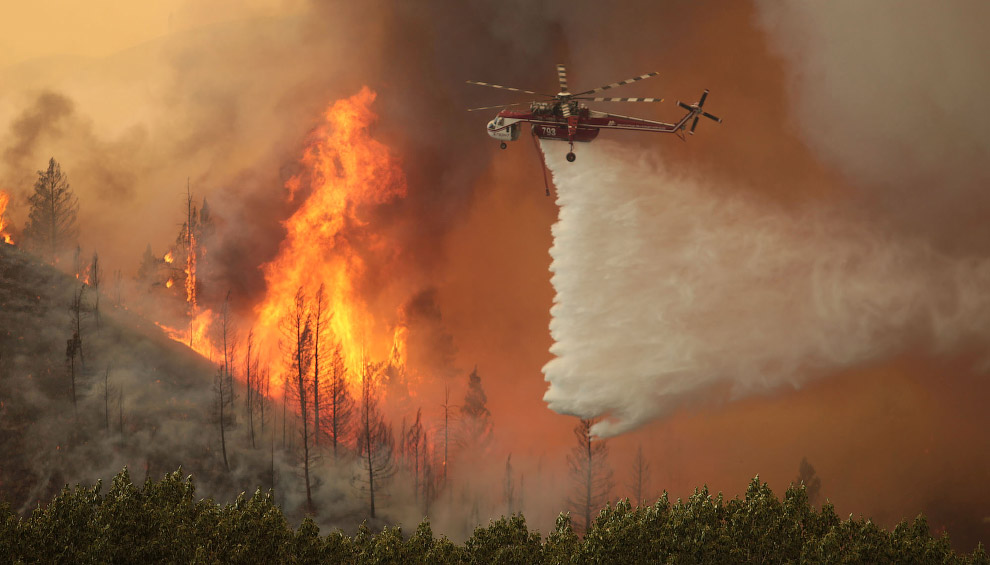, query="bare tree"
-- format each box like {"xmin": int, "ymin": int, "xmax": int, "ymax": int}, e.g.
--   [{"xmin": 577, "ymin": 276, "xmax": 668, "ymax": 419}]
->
[
  {"xmin": 324, "ymin": 341, "xmax": 353, "ymax": 460},
  {"xmin": 628, "ymin": 443, "xmax": 652, "ymax": 504},
  {"xmin": 504, "ymin": 454, "xmax": 516, "ymax": 515},
  {"xmin": 355, "ymin": 361, "xmax": 395, "ymax": 518},
  {"xmin": 23, "ymin": 158, "xmax": 77, "ymax": 264},
  {"xmin": 439, "ymin": 384, "xmax": 457, "ymax": 483},
  {"xmin": 89, "ymin": 252, "xmax": 102, "ymax": 329},
  {"xmin": 213, "ymin": 366, "xmax": 232, "ymax": 471},
  {"xmin": 260, "ymin": 366, "xmax": 270, "ymax": 436},
  {"xmin": 213, "ymin": 297, "xmax": 236, "ymax": 472},
  {"xmin": 567, "ymin": 418, "xmax": 614, "ymax": 533},
  {"xmin": 282, "ymin": 287, "xmax": 315, "ymax": 512},
  {"xmin": 65, "ymin": 284, "xmax": 86, "ymax": 415}
]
